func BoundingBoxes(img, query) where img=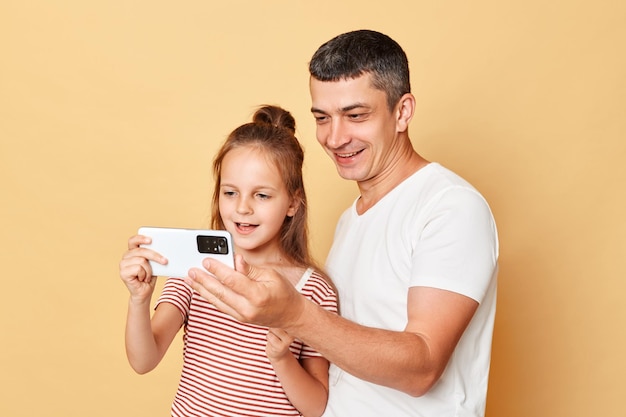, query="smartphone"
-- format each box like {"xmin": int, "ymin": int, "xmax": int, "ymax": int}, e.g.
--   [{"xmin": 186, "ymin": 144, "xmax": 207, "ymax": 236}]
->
[{"xmin": 138, "ymin": 226, "xmax": 235, "ymax": 277}]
